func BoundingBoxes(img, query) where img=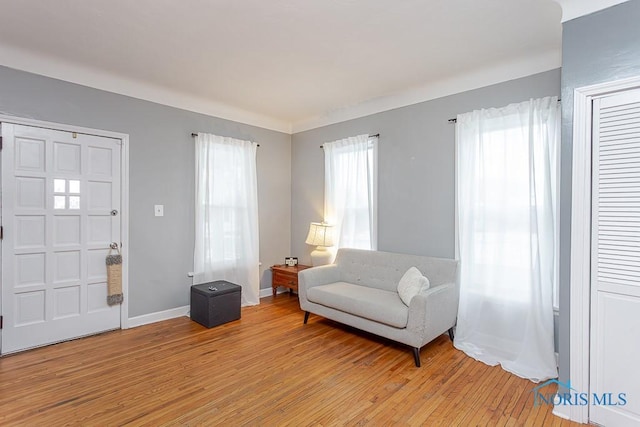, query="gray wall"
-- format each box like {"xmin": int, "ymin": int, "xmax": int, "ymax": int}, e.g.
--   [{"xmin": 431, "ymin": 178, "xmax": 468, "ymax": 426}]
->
[
  {"xmin": 291, "ymin": 69, "xmax": 561, "ymax": 264},
  {"xmin": 292, "ymin": 69, "xmax": 561, "ymax": 352},
  {"xmin": 559, "ymin": 0, "xmax": 640, "ymax": 386},
  {"xmin": 0, "ymin": 65, "xmax": 291, "ymax": 317}
]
